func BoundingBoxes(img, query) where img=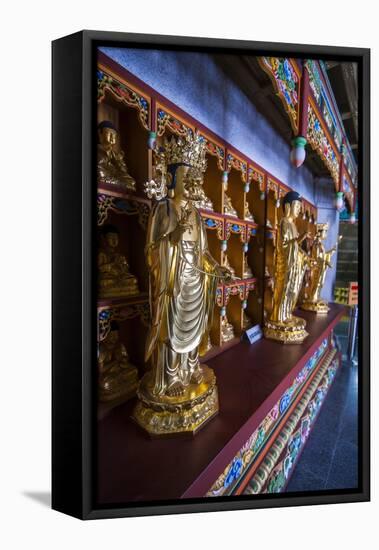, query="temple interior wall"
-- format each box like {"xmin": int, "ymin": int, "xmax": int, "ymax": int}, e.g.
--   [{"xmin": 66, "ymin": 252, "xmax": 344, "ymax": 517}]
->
[{"xmin": 100, "ymin": 46, "xmax": 339, "ymax": 301}]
